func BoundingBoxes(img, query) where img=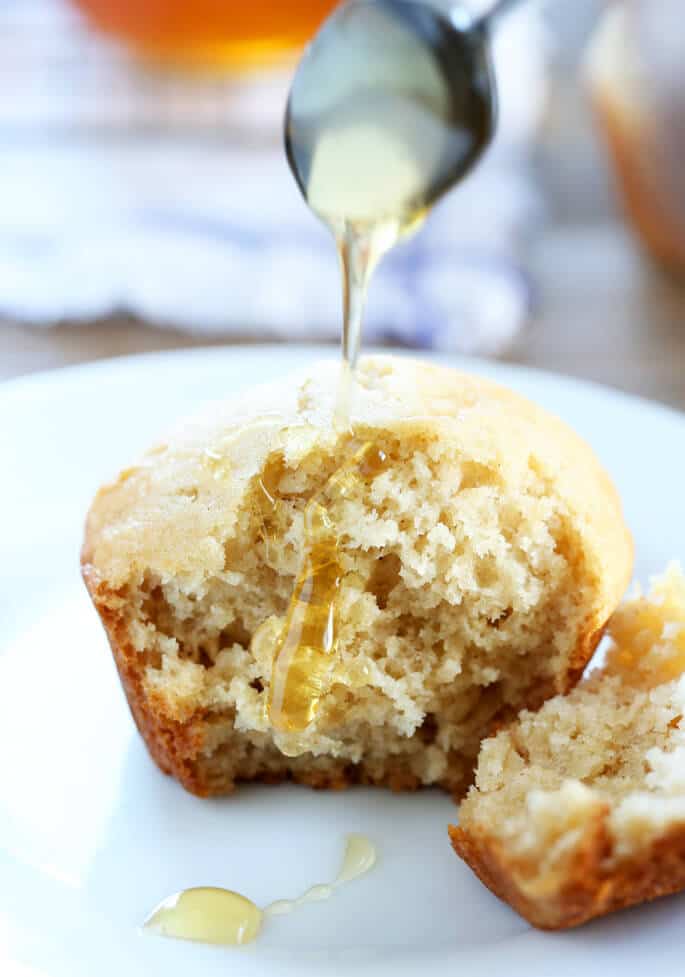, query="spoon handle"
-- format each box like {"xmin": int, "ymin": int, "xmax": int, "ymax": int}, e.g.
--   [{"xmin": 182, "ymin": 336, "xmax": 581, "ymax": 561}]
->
[{"xmin": 473, "ymin": 0, "xmax": 528, "ymax": 32}]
